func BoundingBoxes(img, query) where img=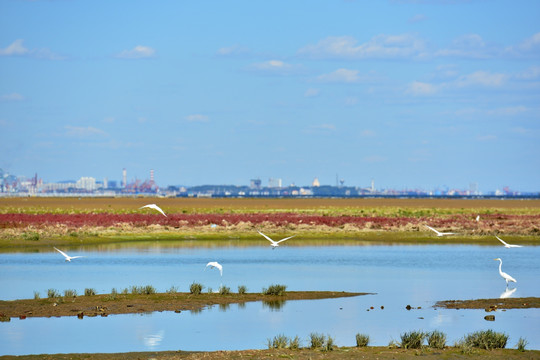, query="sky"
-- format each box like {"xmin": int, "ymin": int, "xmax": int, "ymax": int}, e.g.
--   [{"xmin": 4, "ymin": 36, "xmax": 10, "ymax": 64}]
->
[{"xmin": 1, "ymin": 0, "xmax": 539, "ymax": 192}]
